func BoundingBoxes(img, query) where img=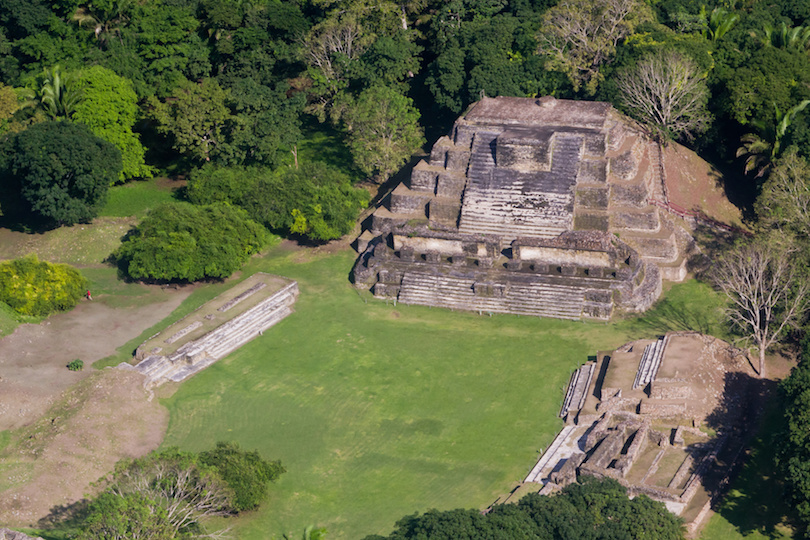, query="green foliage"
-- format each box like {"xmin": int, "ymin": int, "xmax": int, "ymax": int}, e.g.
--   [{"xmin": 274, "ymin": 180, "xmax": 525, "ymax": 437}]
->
[
  {"xmin": 199, "ymin": 441, "xmax": 286, "ymax": 512},
  {"xmin": 778, "ymin": 351, "xmax": 810, "ymax": 533},
  {"xmin": 187, "ymin": 162, "xmax": 369, "ymax": 242},
  {"xmin": 78, "ymin": 492, "xmax": 174, "ymax": 540},
  {"xmin": 425, "ymin": 15, "xmax": 570, "ymax": 116},
  {"xmin": 115, "ymin": 202, "xmax": 269, "ymax": 282},
  {"xmin": 366, "ymin": 476, "xmax": 684, "ymax": 539},
  {"xmin": 147, "ymin": 78, "xmax": 232, "ymax": 164},
  {"xmin": 221, "ymin": 79, "xmax": 305, "ymax": 168},
  {"xmin": 73, "ymin": 65, "xmax": 152, "ymax": 181},
  {"xmin": 343, "ymin": 85, "xmax": 424, "ymax": 181},
  {"xmin": 67, "ymin": 359, "xmax": 83, "ymax": 371},
  {"xmin": 3, "ymin": 120, "xmax": 120, "ymax": 226},
  {"xmin": 0, "ymin": 255, "xmax": 88, "ymax": 317}
]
